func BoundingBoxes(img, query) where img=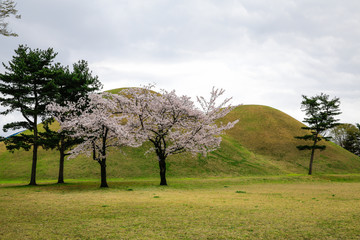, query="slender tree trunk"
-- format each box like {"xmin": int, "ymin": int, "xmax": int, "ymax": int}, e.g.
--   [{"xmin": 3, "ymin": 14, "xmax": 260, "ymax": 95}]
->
[
  {"xmin": 29, "ymin": 143, "xmax": 38, "ymax": 185},
  {"xmin": 159, "ymin": 157, "xmax": 167, "ymax": 186},
  {"xmin": 57, "ymin": 136, "xmax": 65, "ymax": 184},
  {"xmin": 99, "ymin": 160, "xmax": 108, "ymax": 188},
  {"xmin": 58, "ymin": 149, "xmax": 65, "ymax": 184},
  {"xmin": 99, "ymin": 127, "xmax": 108, "ymax": 188},
  {"xmin": 308, "ymin": 137, "xmax": 318, "ymax": 175},
  {"xmin": 29, "ymin": 88, "xmax": 39, "ymax": 186},
  {"xmin": 308, "ymin": 148, "xmax": 315, "ymax": 175},
  {"xmin": 29, "ymin": 121, "xmax": 38, "ymax": 186}
]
